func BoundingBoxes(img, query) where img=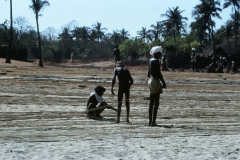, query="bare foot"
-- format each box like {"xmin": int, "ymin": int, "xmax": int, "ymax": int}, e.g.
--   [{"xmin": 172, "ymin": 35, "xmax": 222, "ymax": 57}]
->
[
  {"xmin": 149, "ymin": 121, "xmax": 152, "ymax": 126},
  {"xmin": 126, "ymin": 120, "xmax": 131, "ymax": 124},
  {"xmin": 151, "ymin": 123, "xmax": 157, "ymax": 127}
]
